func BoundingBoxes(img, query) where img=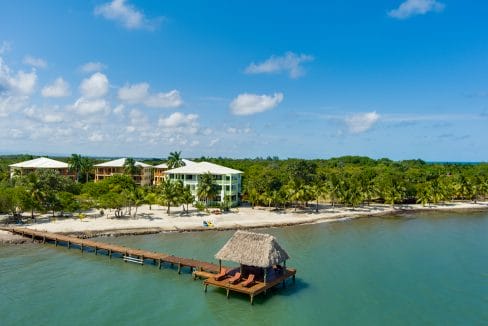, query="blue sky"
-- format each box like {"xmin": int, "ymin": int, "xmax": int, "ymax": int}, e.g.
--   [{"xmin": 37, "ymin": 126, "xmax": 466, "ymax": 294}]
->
[{"xmin": 0, "ymin": 0, "xmax": 487, "ymax": 161}]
